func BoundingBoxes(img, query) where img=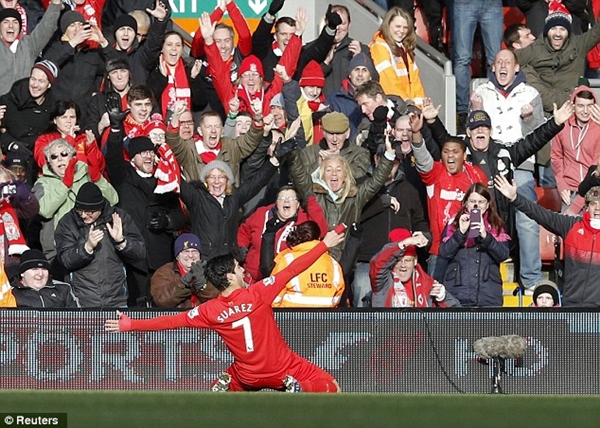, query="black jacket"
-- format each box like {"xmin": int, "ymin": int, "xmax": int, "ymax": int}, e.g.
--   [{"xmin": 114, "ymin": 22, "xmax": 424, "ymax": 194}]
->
[
  {"xmin": 42, "ymin": 41, "xmax": 105, "ymax": 118},
  {"xmin": 55, "ymin": 202, "xmax": 146, "ymax": 308},
  {"xmin": 0, "ymin": 78, "xmax": 54, "ymax": 154},
  {"xmin": 357, "ymin": 169, "xmax": 431, "ymax": 262},
  {"xmin": 11, "ymin": 279, "xmax": 80, "ymax": 308},
  {"xmin": 180, "ymin": 160, "xmax": 277, "ymax": 261},
  {"xmin": 105, "ymin": 129, "xmax": 185, "ymax": 271}
]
